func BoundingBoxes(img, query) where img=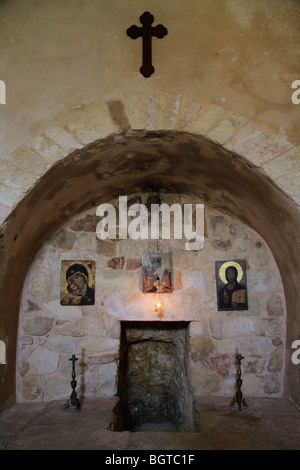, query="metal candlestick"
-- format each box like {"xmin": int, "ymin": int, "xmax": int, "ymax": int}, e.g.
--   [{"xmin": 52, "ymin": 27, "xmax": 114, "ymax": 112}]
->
[
  {"xmin": 231, "ymin": 353, "xmax": 248, "ymax": 411},
  {"xmin": 64, "ymin": 354, "xmax": 81, "ymax": 411}
]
